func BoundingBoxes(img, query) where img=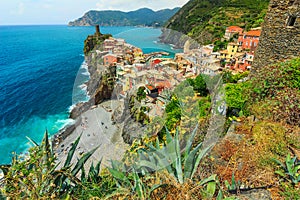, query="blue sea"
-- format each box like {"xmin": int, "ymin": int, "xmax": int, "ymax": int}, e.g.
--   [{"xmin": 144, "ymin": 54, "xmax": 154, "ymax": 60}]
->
[{"xmin": 0, "ymin": 25, "xmax": 181, "ymax": 164}]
